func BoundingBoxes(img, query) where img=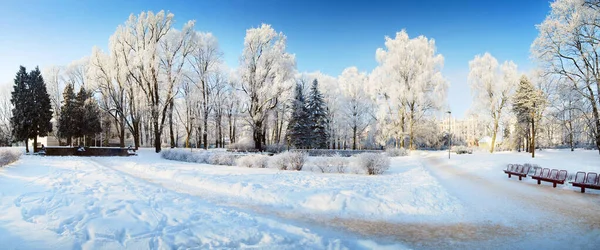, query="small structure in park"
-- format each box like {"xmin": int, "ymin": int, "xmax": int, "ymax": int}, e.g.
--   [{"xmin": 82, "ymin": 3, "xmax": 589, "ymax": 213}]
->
[{"xmin": 44, "ymin": 146, "xmax": 135, "ymax": 156}]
